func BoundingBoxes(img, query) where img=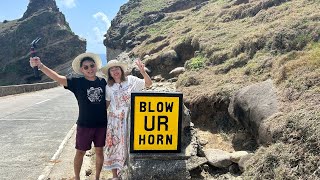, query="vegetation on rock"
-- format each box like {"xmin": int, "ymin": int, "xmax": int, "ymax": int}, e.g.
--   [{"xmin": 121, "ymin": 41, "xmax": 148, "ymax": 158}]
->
[
  {"xmin": 105, "ymin": 0, "xmax": 320, "ymax": 178},
  {"xmin": 0, "ymin": 0, "xmax": 85, "ymax": 85}
]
